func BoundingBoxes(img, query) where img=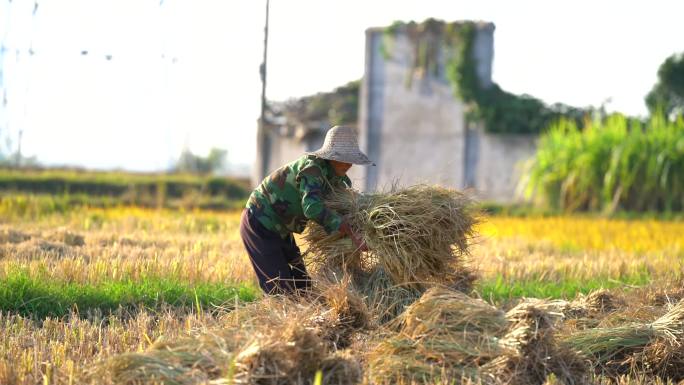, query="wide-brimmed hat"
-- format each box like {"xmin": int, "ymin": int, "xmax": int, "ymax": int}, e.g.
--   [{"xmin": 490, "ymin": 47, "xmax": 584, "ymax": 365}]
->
[{"xmin": 307, "ymin": 125, "xmax": 375, "ymax": 165}]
